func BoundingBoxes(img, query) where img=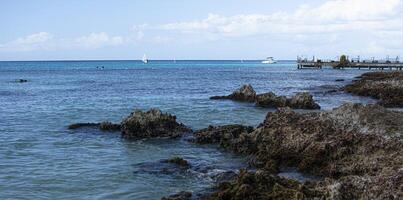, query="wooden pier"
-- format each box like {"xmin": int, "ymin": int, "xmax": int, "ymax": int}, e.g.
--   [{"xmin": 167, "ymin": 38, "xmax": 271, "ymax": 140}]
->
[{"xmin": 297, "ymin": 57, "xmax": 403, "ymax": 70}]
